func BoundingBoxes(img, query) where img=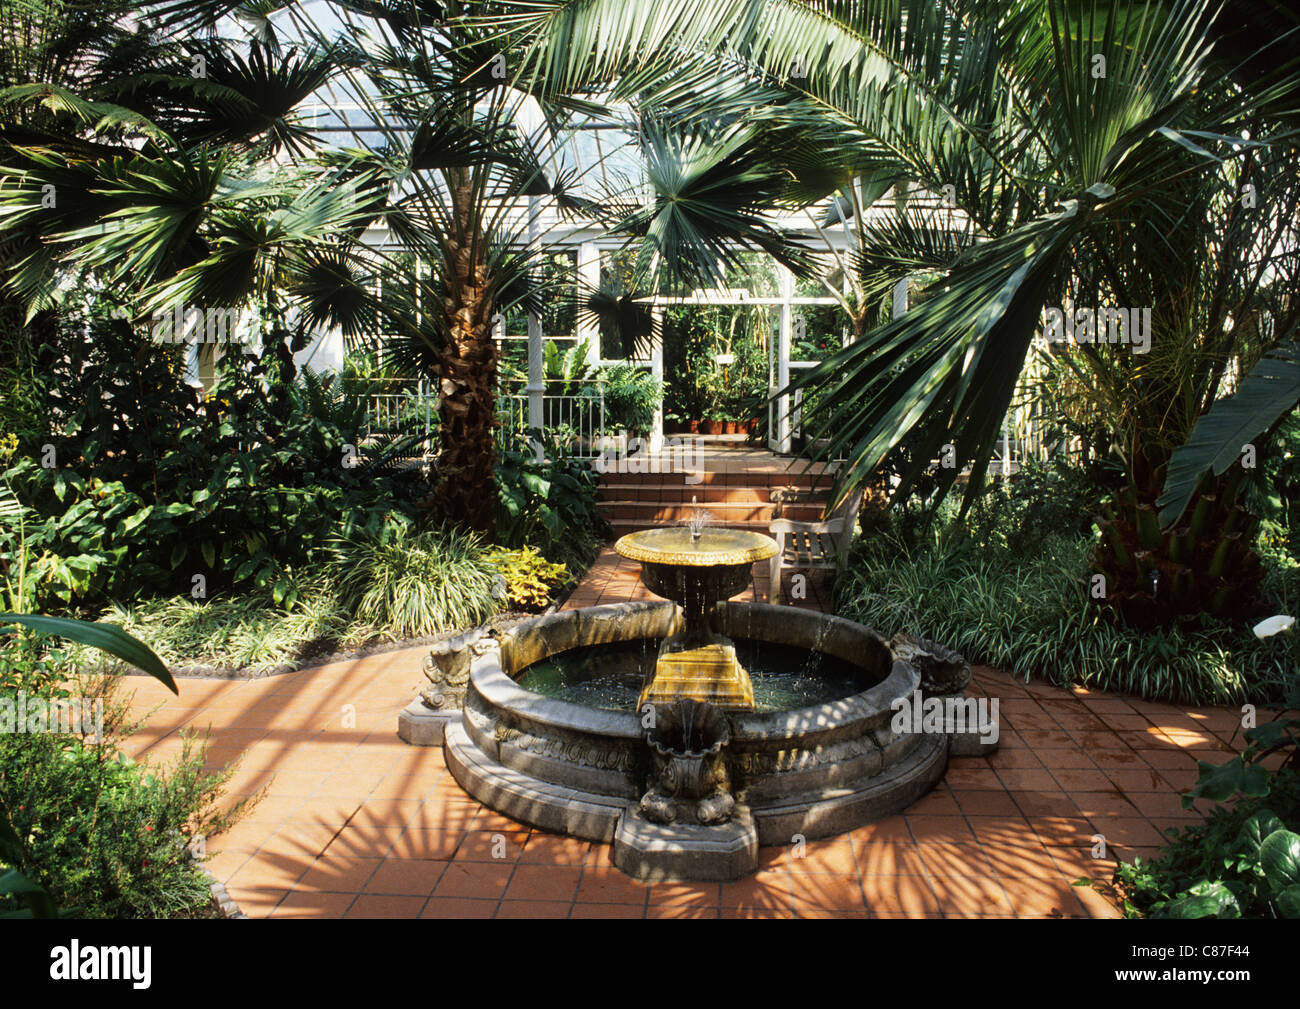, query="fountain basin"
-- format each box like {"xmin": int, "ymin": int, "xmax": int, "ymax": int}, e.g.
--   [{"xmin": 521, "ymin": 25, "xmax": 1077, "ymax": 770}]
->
[
  {"xmin": 422, "ymin": 600, "xmax": 981, "ymax": 880},
  {"xmin": 517, "ymin": 637, "xmax": 868, "ymax": 712},
  {"xmin": 614, "ymin": 527, "xmax": 780, "ymax": 568}
]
